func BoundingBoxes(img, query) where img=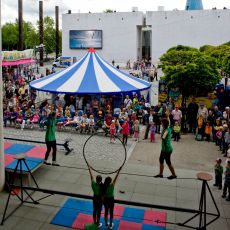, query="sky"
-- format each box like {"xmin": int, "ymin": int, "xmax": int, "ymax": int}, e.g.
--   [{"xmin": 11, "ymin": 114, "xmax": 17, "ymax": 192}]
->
[{"xmin": 2, "ymin": 0, "xmax": 230, "ymax": 26}]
